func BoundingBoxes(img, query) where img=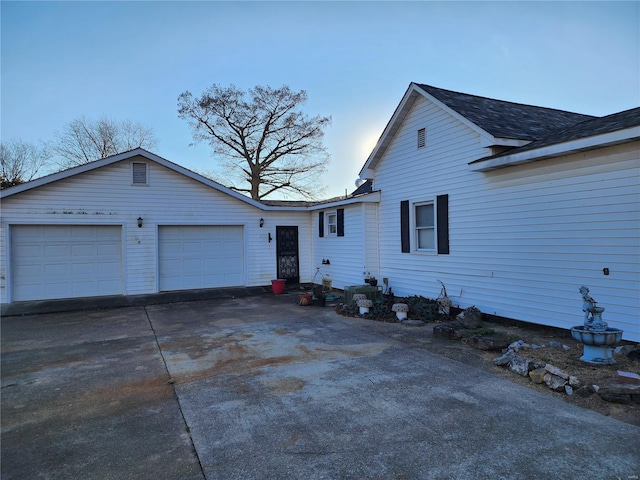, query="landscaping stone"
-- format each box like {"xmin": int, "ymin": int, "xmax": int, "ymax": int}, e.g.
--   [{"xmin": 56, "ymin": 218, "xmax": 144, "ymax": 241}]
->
[
  {"xmin": 465, "ymin": 335, "xmax": 510, "ymax": 351},
  {"xmin": 548, "ymin": 341, "xmax": 562, "ymax": 349},
  {"xmin": 455, "ymin": 307, "xmax": 483, "ymax": 329},
  {"xmin": 617, "ymin": 371, "xmax": 640, "ymax": 385},
  {"xmin": 543, "ymin": 373, "xmax": 567, "ymax": 391},
  {"xmin": 544, "ymin": 364, "xmax": 569, "ymax": 380},
  {"xmin": 508, "ymin": 340, "xmax": 525, "ymax": 352},
  {"xmin": 432, "ymin": 323, "xmax": 461, "ymax": 340},
  {"xmin": 596, "ymin": 384, "xmax": 640, "ymax": 405},
  {"xmin": 493, "ymin": 349, "xmax": 516, "ymax": 366},
  {"xmin": 569, "ymin": 376, "xmax": 581, "ymax": 388},
  {"xmin": 597, "ymin": 384, "xmax": 640, "ymax": 396},
  {"xmin": 529, "ymin": 368, "xmax": 547, "ymax": 384},
  {"xmin": 575, "ymin": 385, "xmax": 595, "ymax": 398},
  {"xmin": 508, "ymin": 356, "xmax": 535, "ymax": 377},
  {"xmin": 565, "ymin": 385, "xmax": 573, "ymax": 396}
]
